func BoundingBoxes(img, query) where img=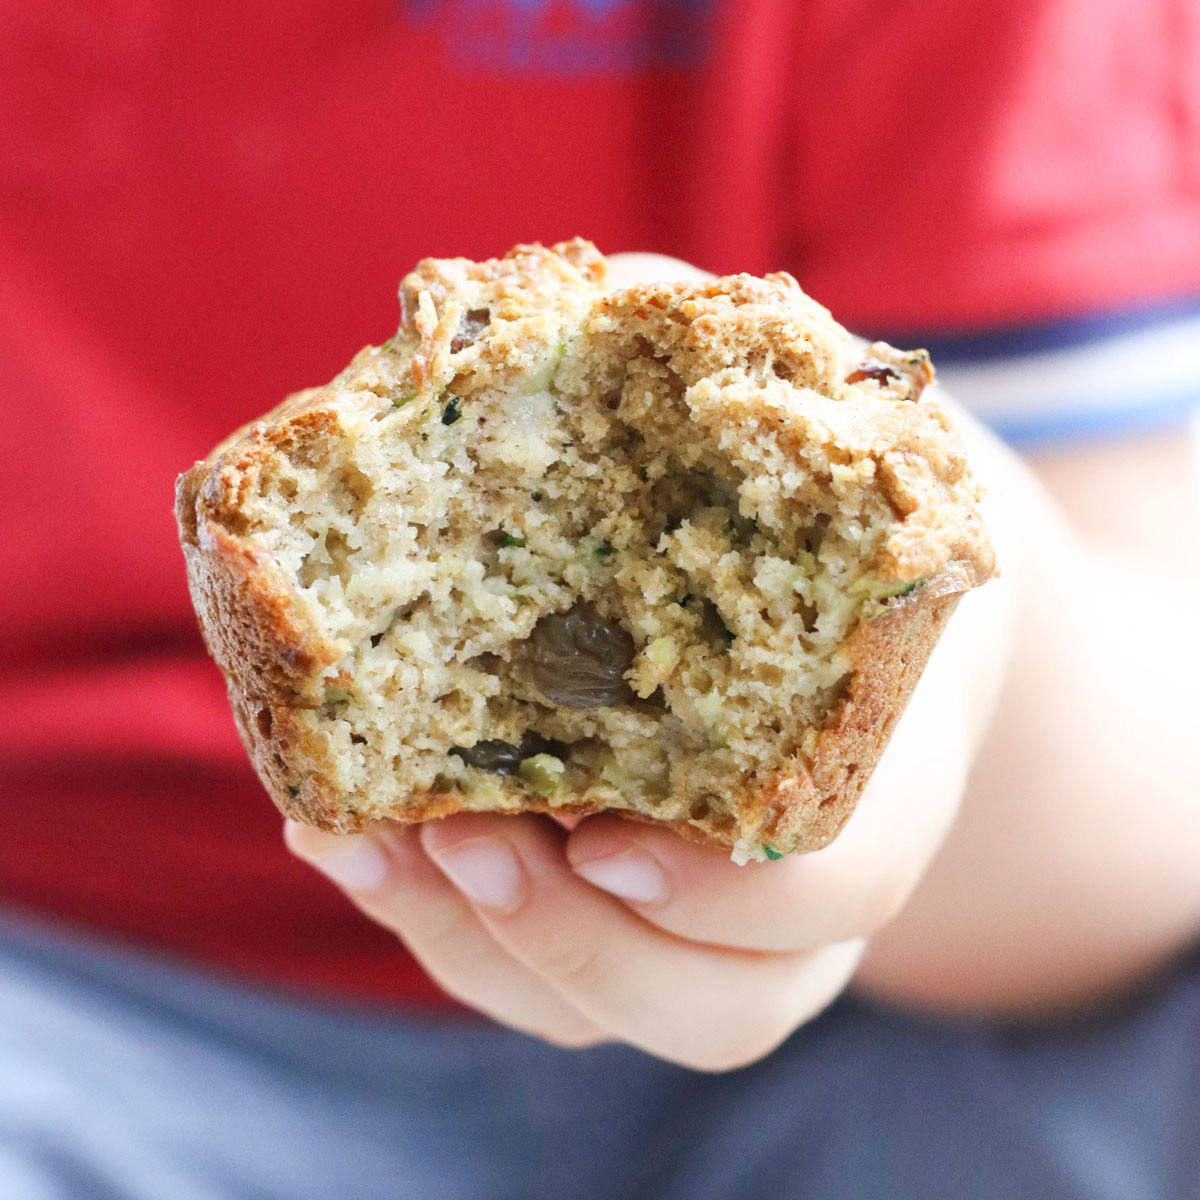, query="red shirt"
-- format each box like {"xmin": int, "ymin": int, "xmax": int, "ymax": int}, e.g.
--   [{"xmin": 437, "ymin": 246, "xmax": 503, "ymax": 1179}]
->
[{"xmin": 3, "ymin": 0, "xmax": 1198, "ymax": 1004}]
